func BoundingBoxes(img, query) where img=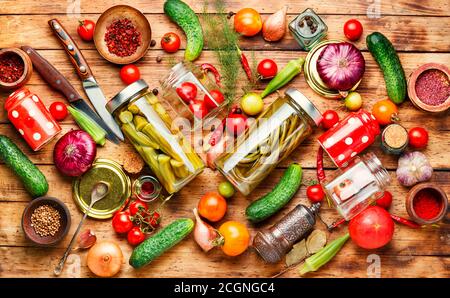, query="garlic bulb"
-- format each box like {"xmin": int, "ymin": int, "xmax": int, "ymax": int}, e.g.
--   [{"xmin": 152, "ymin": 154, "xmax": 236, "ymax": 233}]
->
[{"xmin": 396, "ymin": 151, "xmax": 433, "ymax": 187}]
